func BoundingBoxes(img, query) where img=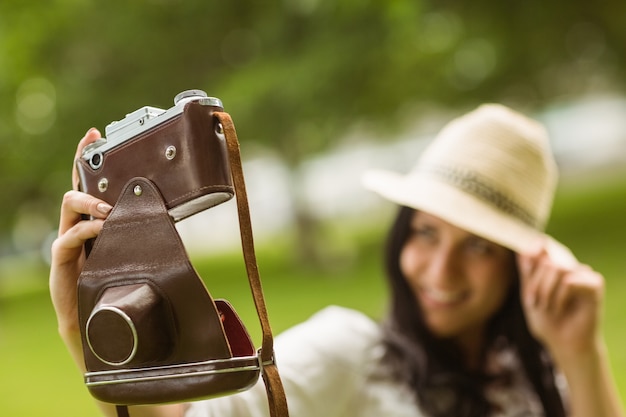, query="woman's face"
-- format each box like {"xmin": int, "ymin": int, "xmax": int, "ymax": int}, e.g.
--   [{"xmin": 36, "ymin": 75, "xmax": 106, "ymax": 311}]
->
[{"xmin": 400, "ymin": 211, "xmax": 515, "ymax": 347}]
